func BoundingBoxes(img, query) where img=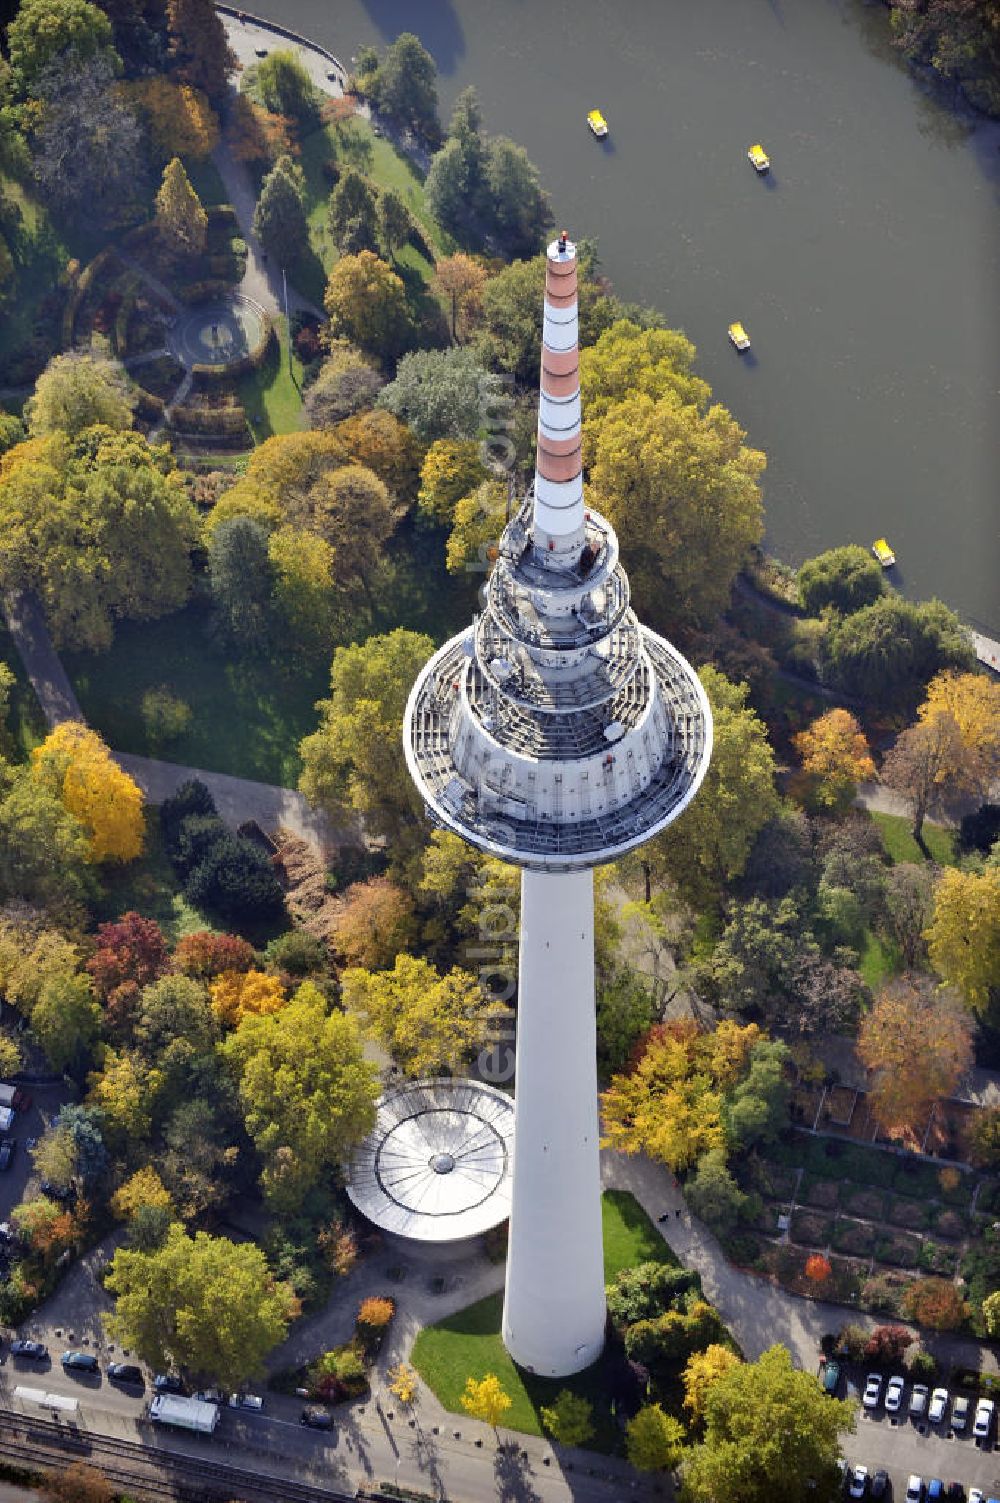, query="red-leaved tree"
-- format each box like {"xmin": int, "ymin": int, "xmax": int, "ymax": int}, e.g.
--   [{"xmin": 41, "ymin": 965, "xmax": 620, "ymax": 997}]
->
[
  {"xmin": 863, "ymin": 1324, "xmax": 913, "ymax": 1364},
  {"xmin": 804, "ymin": 1254, "xmax": 832, "ymax": 1284},
  {"xmin": 173, "ymin": 930, "xmax": 255, "ymax": 979},
  {"xmin": 87, "ymin": 913, "xmax": 170, "ymax": 1001}
]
